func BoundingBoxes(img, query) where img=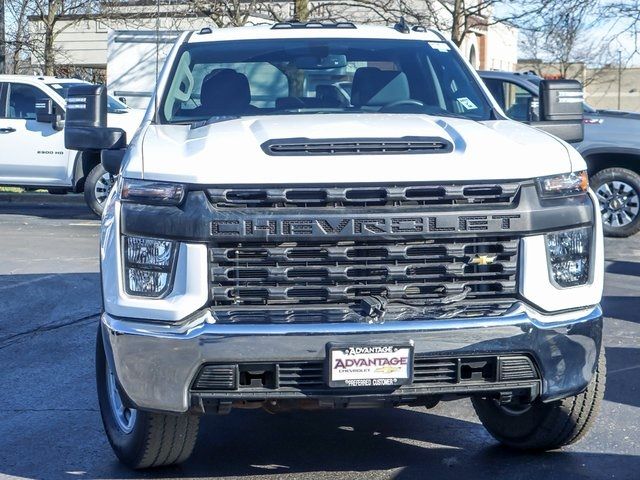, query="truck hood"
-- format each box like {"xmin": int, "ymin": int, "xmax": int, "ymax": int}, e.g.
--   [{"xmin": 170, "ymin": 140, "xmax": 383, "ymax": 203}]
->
[
  {"xmin": 107, "ymin": 108, "xmax": 146, "ymax": 139},
  {"xmin": 132, "ymin": 114, "xmax": 573, "ymax": 184}
]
